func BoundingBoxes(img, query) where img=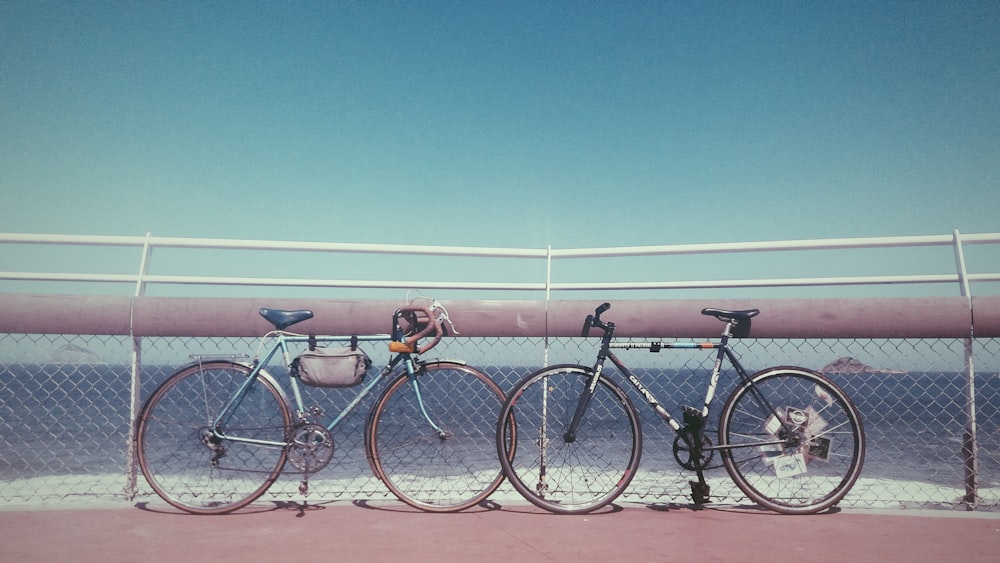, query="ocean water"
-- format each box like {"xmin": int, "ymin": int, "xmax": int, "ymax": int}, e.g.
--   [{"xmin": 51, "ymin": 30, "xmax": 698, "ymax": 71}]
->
[{"xmin": 2, "ymin": 363, "xmax": 998, "ymax": 505}]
